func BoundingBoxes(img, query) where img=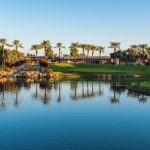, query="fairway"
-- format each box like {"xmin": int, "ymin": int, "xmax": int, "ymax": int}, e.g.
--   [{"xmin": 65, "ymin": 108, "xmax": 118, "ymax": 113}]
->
[{"xmin": 51, "ymin": 63, "xmax": 150, "ymax": 75}]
